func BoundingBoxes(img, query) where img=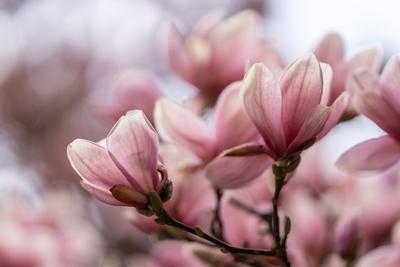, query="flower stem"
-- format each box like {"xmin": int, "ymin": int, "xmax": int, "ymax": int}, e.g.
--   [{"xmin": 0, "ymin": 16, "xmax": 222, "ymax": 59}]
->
[{"xmin": 154, "ymin": 206, "xmax": 277, "ymax": 257}]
